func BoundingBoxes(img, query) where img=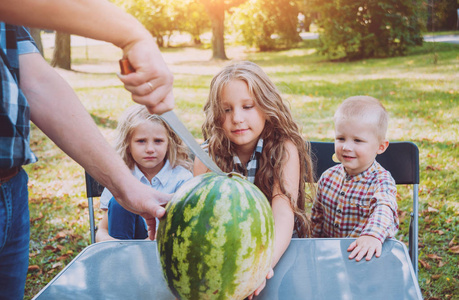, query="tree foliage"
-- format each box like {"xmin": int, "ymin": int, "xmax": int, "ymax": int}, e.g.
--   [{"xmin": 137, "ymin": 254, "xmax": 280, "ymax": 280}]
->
[
  {"xmin": 427, "ymin": 0, "xmax": 459, "ymax": 31},
  {"xmin": 232, "ymin": 0, "xmax": 302, "ymax": 51},
  {"xmin": 114, "ymin": 0, "xmax": 175, "ymax": 47},
  {"xmin": 178, "ymin": 1, "xmax": 211, "ymax": 44},
  {"xmin": 309, "ymin": 0, "xmax": 425, "ymax": 60},
  {"xmin": 114, "ymin": 0, "xmax": 210, "ymax": 47}
]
